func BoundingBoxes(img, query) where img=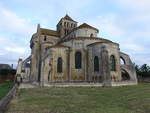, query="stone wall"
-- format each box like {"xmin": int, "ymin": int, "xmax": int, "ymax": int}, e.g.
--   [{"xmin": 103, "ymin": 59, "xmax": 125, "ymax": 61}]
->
[
  {"xmin": 0, "ymin": 84, "xmax": 18, "ymax": 113},
  {"xmin": 87, "ymin": 42, "xmax": 121, "ymax": 84}
]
